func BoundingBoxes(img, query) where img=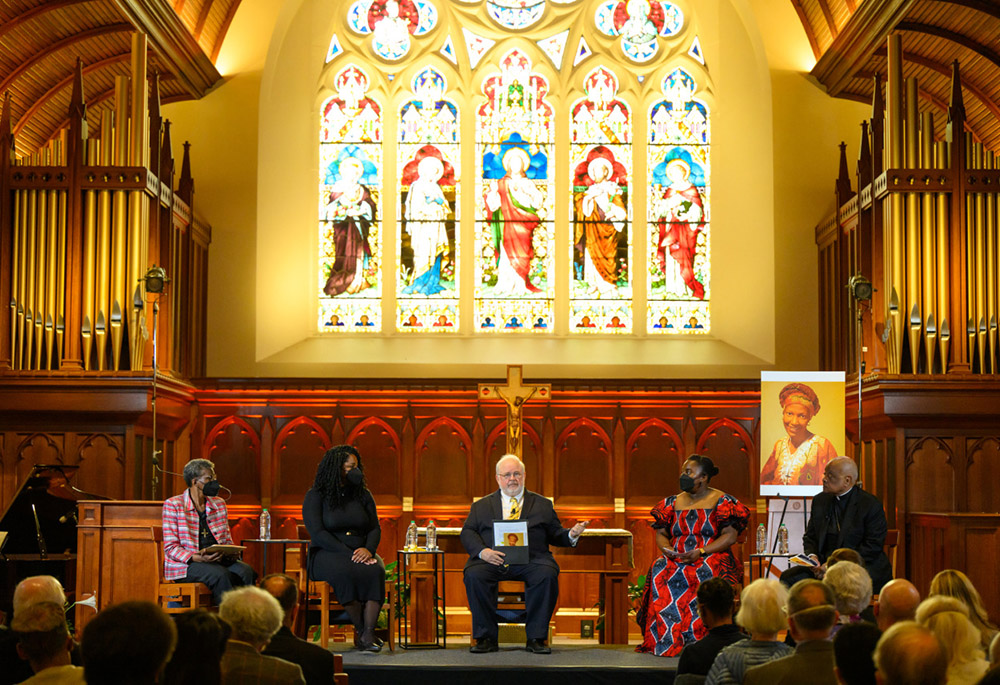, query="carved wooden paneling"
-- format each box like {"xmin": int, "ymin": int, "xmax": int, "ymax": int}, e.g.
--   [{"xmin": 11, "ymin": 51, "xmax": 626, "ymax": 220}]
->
[
  {"xmin": 966, "ymin": 438, "xmax": 1000, "ymax": 513},
  {"xmin": 555, "ymin": 419, "xmax": 612, "ymax": 504},
  {"xmin": 273, "ymin": 417, "xmax": 330, "ymax": 505},
  {"xmin": 74, "ymin": 434, "xmax": 126, "ymax": 500},
  {"xmin": 697, "ymin": 419, "xmax": 754, "ymax": 506},
  {"xmin": 204, "ymin": 417, "xmax": 261, "ymax": 505},
  {"xmin": 16, "ymin": 434, "xmax": 62, "ymax": 481},
  {"xmin": 906, "ymin": 437, "xmax": 955, "ymax": 513},
  {"xmin": 414, "ymin": 418, "xmax": 471, "ymax": 503},
  {"xmin": 347, "ymin": 417, "xmax": 402, "ymax": 501},
  {"xmin": 625, "ymin": 419, "xmax": 683, "ymax": 505}
]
